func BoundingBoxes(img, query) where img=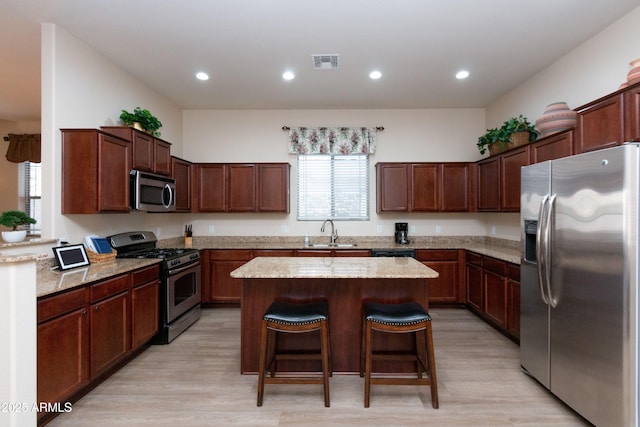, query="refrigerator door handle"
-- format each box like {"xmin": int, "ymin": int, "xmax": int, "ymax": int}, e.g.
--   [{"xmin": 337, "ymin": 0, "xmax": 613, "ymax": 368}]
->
[
  {"xmin": 536, "ymin": 194, "xmax": 551, "ymax": 305},
  {"xmin": 546, "ymin": 194, "xmax": 558, "ymax": 308}
]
